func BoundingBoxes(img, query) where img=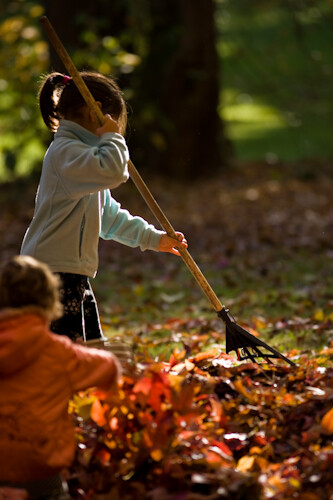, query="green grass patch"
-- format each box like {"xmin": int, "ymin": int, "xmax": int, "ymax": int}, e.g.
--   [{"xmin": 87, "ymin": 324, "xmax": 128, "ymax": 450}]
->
[
  {"xmin": 95, "ymin": 246, "xmax": 333, "ymax": 359},
  {"xmin": 217, "ymin": 0, "xmax": 333, "ymax": 162}
]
